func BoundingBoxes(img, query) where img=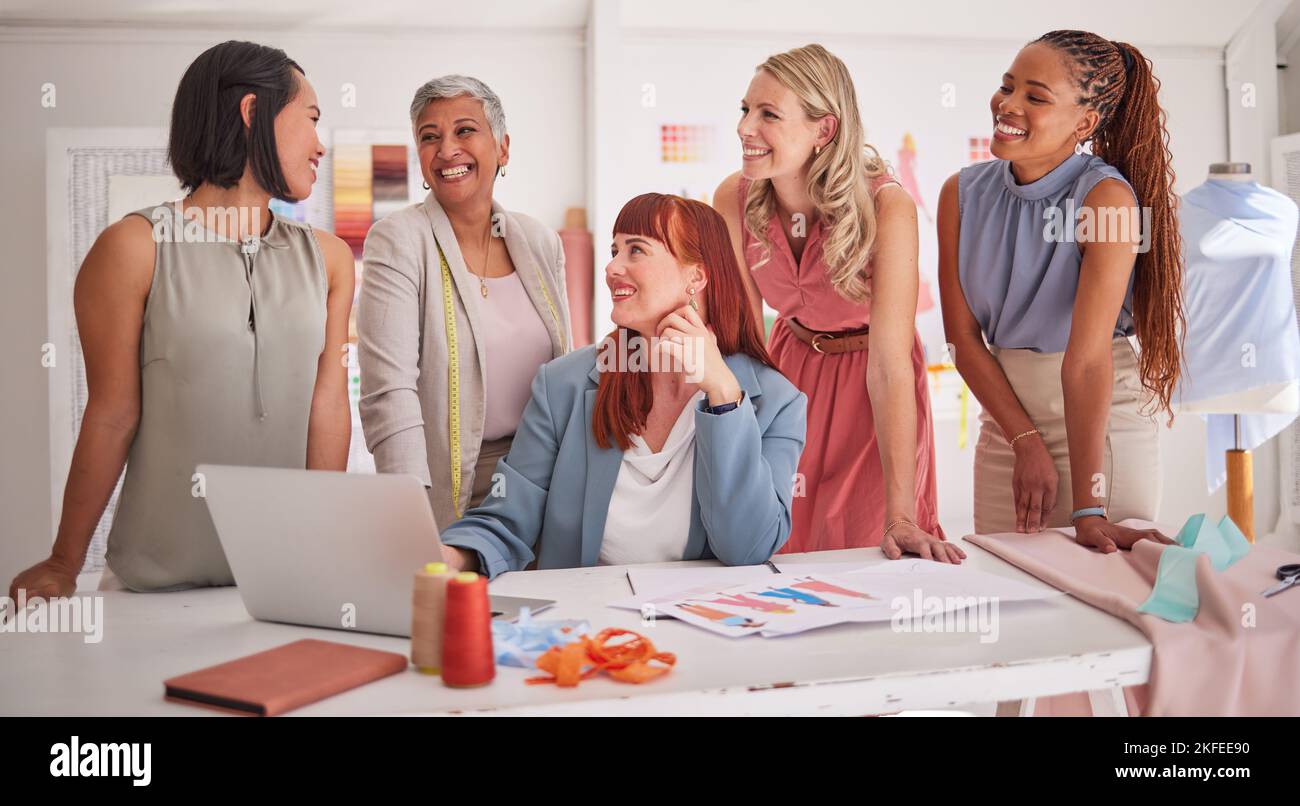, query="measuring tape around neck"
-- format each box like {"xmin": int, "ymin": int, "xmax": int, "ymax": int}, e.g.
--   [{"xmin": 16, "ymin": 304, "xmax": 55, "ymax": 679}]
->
[
  {"xmin": 535, "ymin": 264, "xmax": 567, "ymax": 354},
  {"xmin": 435, "ymin": 231, "xmax": 568, "ymax": 519},
  {"xmin": 436, "ymin": 240, "xmax": 464, "ymax": 519}
]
